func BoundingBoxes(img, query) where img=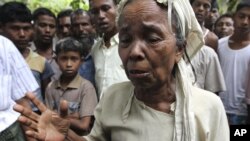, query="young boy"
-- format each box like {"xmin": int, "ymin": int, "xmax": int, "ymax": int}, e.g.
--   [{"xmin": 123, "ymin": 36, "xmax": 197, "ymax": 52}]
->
[{"xmin": 45, "ymin": 37, "xmax": 98, "ymax": 135}]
